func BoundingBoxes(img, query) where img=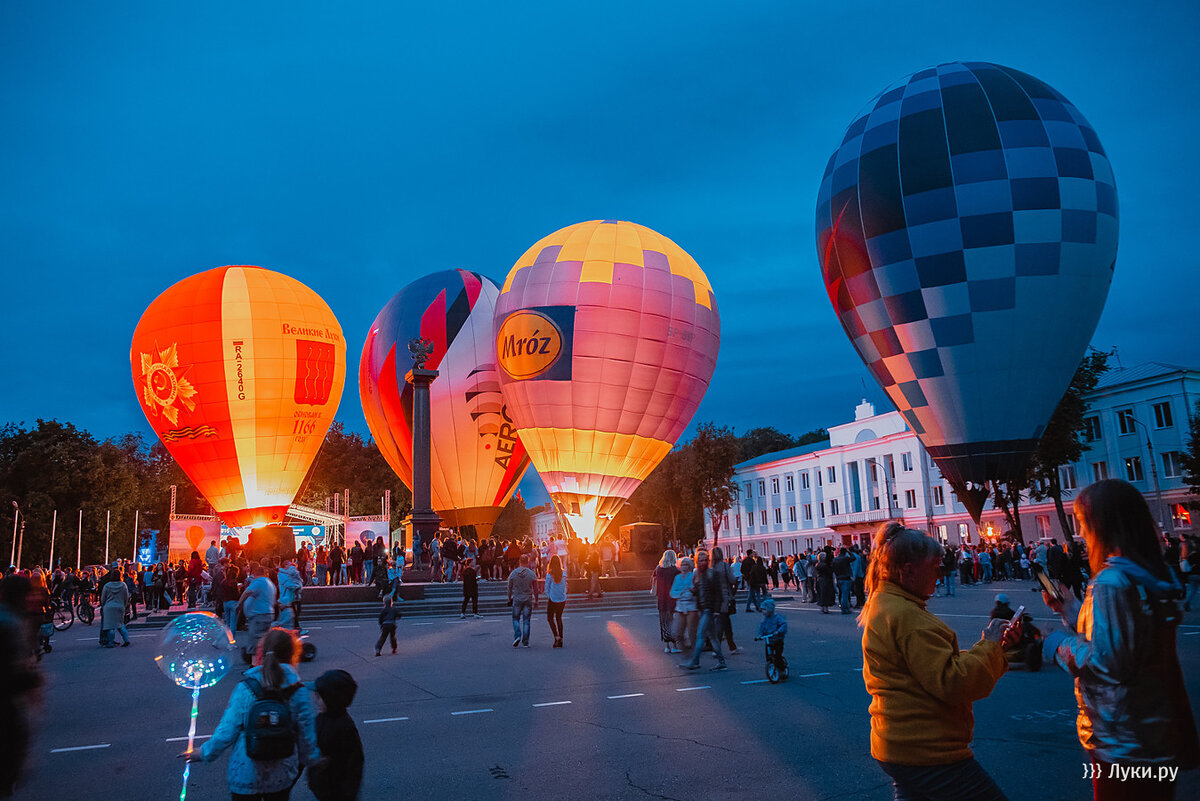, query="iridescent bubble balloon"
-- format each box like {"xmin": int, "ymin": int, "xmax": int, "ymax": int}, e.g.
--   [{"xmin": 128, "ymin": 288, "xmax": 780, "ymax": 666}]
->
[{"xmin": 155, "ymin": 611, "xmax": 237, "ymax": 690}]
